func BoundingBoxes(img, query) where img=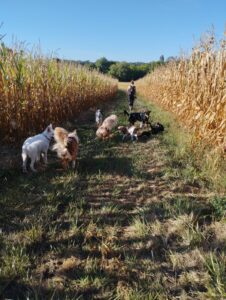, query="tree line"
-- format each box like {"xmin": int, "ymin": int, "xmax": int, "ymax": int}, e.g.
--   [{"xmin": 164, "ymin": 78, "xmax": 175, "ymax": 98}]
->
[{"xmin": 59, "ymin": 56, "xmax": 175, "ymax": 82}]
